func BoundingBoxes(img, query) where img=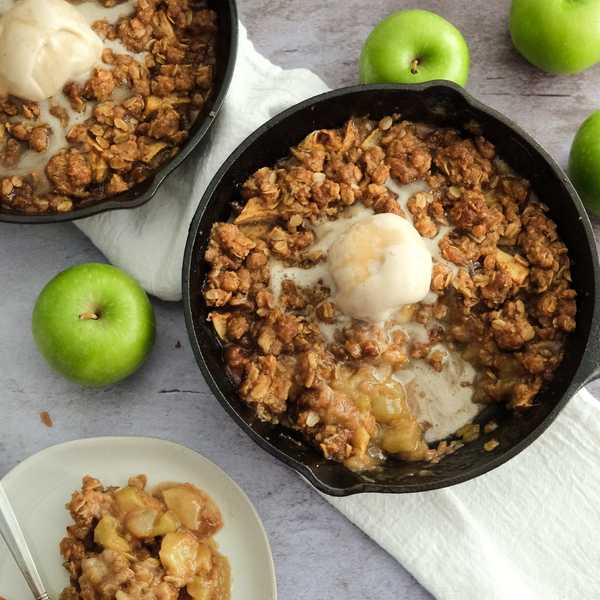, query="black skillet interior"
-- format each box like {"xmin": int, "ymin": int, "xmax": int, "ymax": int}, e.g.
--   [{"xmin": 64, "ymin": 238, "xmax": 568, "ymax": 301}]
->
[
  {"xmin": 184, "ymin": 83, "xmax": 600, "ymax": 496},
  {"xmin": 0, "ymin": 0, "xmax": 238, "ymax": 224}
]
